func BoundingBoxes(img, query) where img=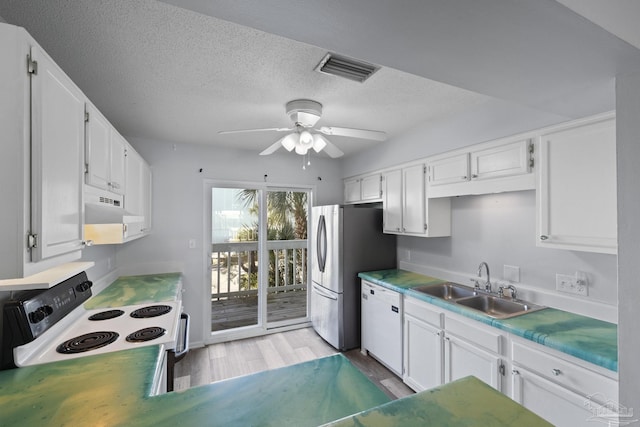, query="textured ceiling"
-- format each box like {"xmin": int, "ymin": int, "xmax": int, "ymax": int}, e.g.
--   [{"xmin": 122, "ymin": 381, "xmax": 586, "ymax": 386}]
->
[
  {"xmin": 2, "ymin": 0, "xmax": 639, "ymax": 159},
  {"xmin": 0, "ymin": 0, "xmax": 491, "ymax": 157}
]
